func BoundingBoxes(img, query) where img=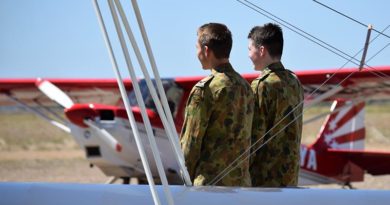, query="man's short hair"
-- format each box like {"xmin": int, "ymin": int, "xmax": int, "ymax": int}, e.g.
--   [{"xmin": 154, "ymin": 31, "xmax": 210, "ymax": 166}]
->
[
  {"xmin": 198, "ymin": 23, "xmax": 232, "ymax": 59},
  {"xmin": 248, "ymin": 23, "xmax": 283, "ymax": 59}
]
